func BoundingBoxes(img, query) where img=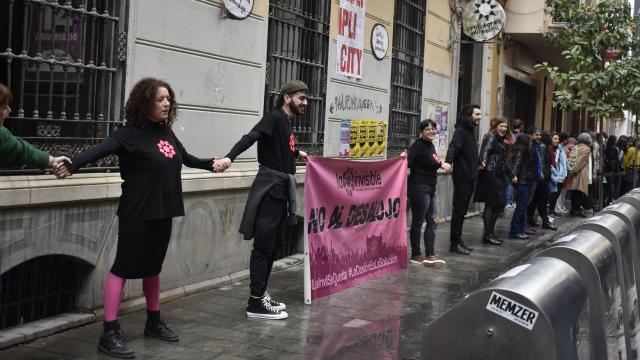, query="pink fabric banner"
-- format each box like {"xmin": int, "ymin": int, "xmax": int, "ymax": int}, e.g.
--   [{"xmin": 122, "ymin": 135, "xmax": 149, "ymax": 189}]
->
[{"xmin": 305, "ymin": 156, "xmax": 407, "ymax": 300}]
